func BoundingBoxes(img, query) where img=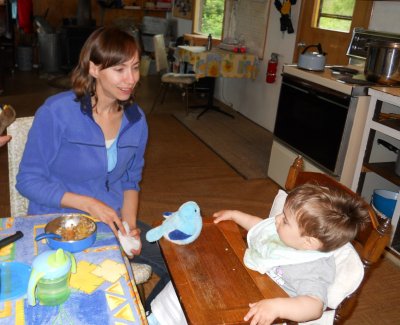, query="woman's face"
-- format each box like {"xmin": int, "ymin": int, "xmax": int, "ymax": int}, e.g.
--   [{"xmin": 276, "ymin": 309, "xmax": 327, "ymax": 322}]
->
[{"xmin": 90, "ymin": 55, "xmax": 140, "ymax": 102}]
